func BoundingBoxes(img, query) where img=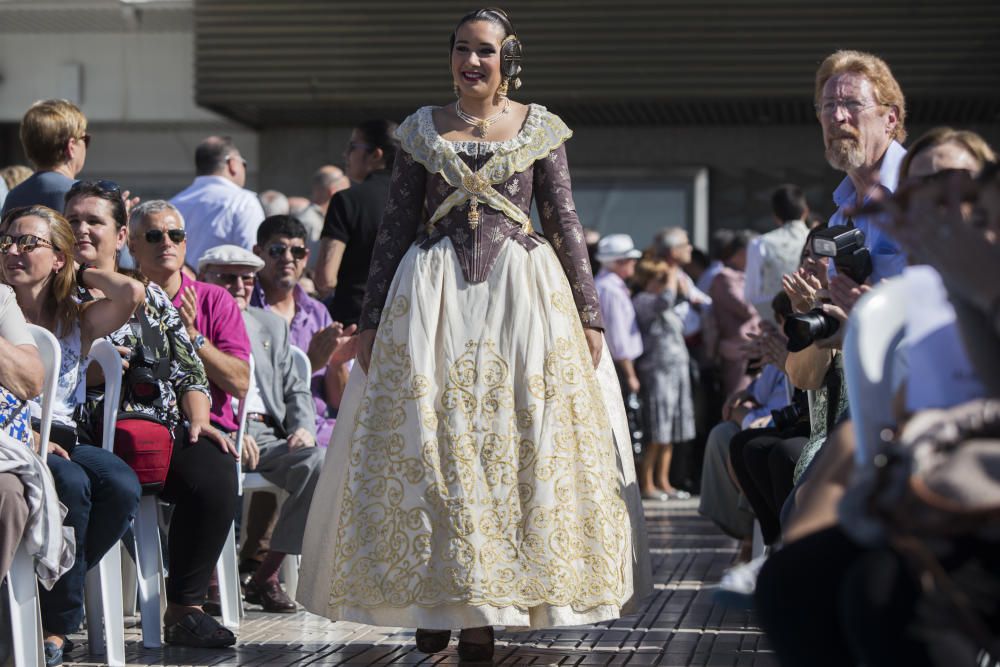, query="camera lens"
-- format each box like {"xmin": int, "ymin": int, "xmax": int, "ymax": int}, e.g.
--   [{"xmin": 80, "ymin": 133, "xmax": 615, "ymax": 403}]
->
[{"xmin": 784, "ymin": 309, "xmax": 841, "ymax": 352}]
